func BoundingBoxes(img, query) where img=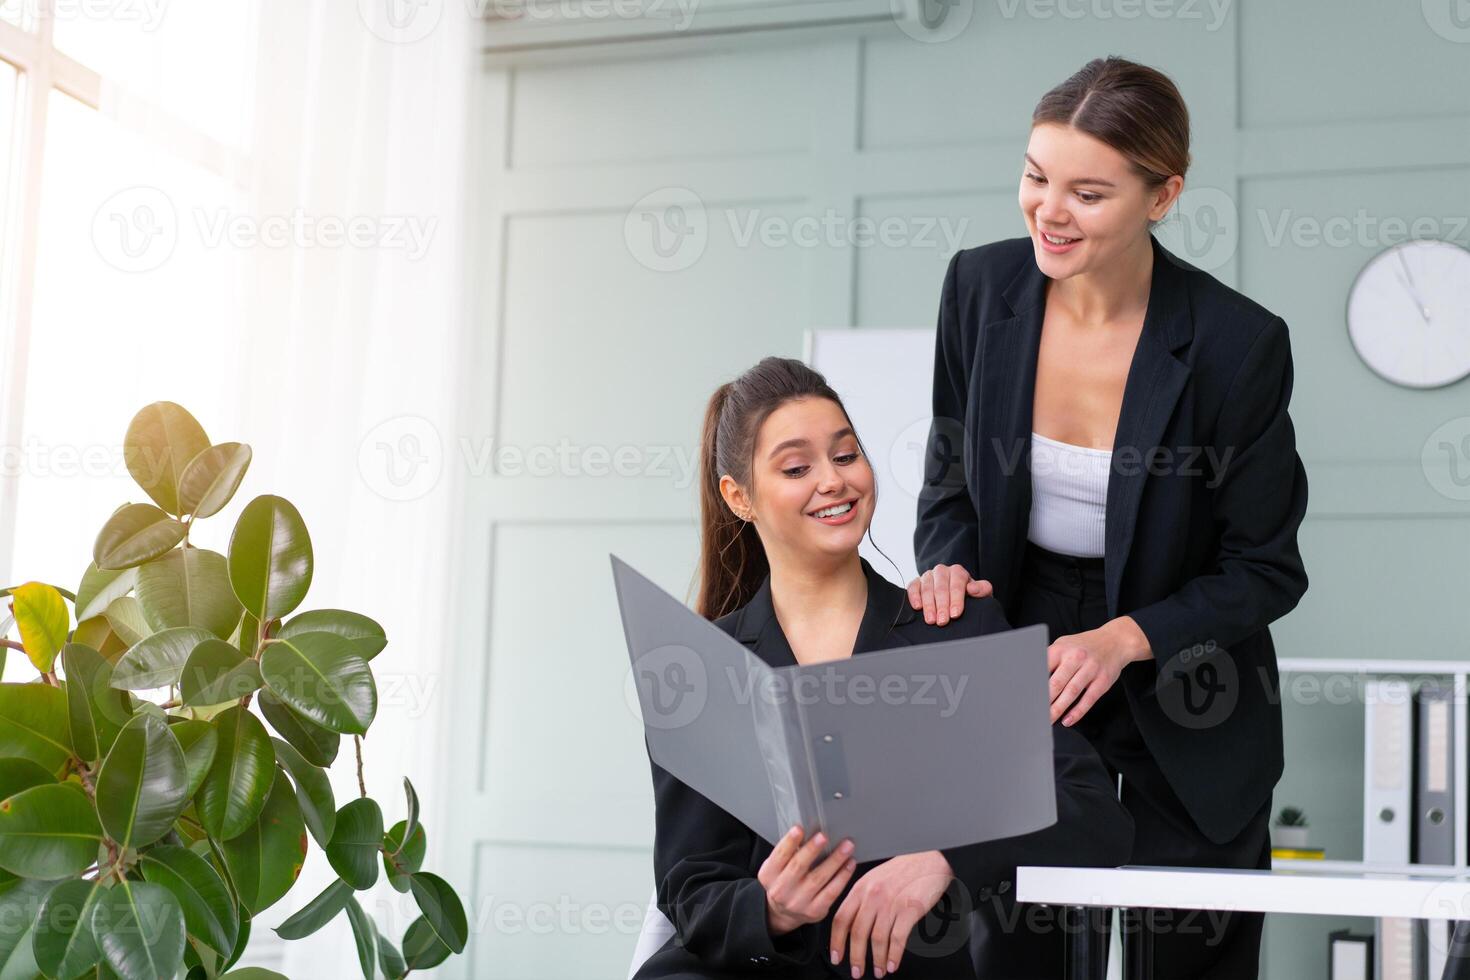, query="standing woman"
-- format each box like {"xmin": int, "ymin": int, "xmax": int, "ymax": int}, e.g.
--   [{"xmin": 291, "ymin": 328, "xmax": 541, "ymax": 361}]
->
[{"xmin": 909, "ymin": 57, "xmax": 1309, "ymax": 979}]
